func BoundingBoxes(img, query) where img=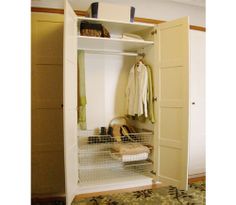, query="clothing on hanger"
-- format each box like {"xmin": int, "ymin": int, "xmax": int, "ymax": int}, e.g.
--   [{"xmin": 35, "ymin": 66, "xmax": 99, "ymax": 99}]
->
[
  {"xmin": 137, "ymin": 62, "xmax": 148, "ymax": 117},
  {"xmin": 146, "ymin": 65, "xmax": 155, "ymax": 123},
  {"xmin": 126, "ymin": 61, "xmax": 148, "ymax": 117},
  {"xmin": 126, "ymin": 60, "xmax": 155, "ymax": 123},
  {"xmin": 78, "ymin": 51, "xmax": 87, "ymax": 130}
]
